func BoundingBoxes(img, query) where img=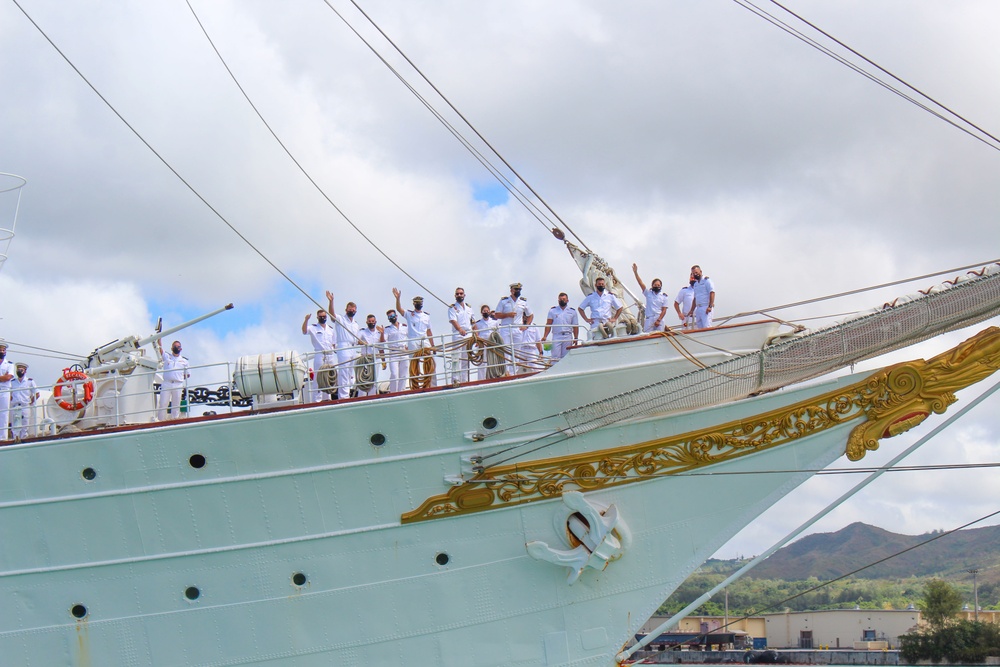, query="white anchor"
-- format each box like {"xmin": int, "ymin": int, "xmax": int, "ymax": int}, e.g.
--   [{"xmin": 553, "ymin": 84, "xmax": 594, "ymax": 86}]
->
[{"xmin": 525, "ymin": 491, "xmax": 631, "ymax": 585}]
